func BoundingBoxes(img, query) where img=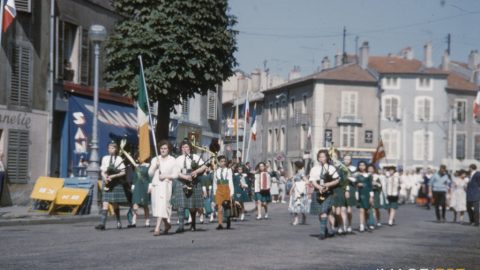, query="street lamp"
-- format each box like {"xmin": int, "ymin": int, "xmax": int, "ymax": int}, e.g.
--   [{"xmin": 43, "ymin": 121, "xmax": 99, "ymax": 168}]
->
[{"xmin": 86, "ymin": 24, "xmax": 107, "ymax": 214}]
